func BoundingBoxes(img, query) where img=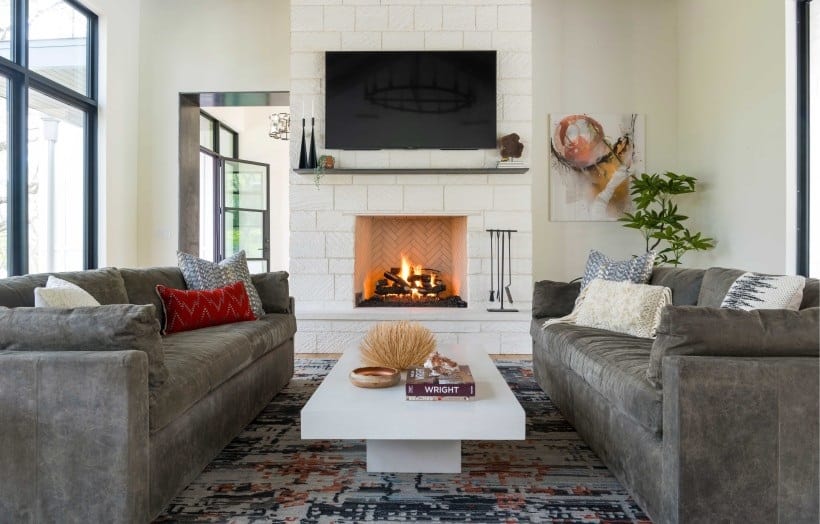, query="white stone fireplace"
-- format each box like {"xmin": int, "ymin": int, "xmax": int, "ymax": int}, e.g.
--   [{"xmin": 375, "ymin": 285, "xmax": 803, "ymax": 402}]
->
[{"xmin": 289, "ymin": 0, "xmax": 533, "ymax": 354}]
